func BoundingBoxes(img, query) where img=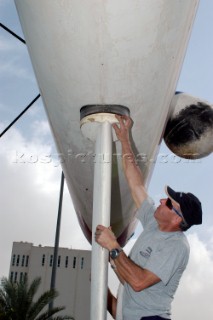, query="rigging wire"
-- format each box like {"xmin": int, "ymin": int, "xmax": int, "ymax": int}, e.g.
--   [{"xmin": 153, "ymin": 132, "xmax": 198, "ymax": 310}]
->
[
  {"xmin": 0, "ymin": 22, "xmax": 26, "ymax": 44},
  {"xmin": 0, "ymin": 22, "xmax": 40, "ymax": 138},
  {"xmin": 0, "ymin": 94, "xmax": 41, "ymax": 138}
]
